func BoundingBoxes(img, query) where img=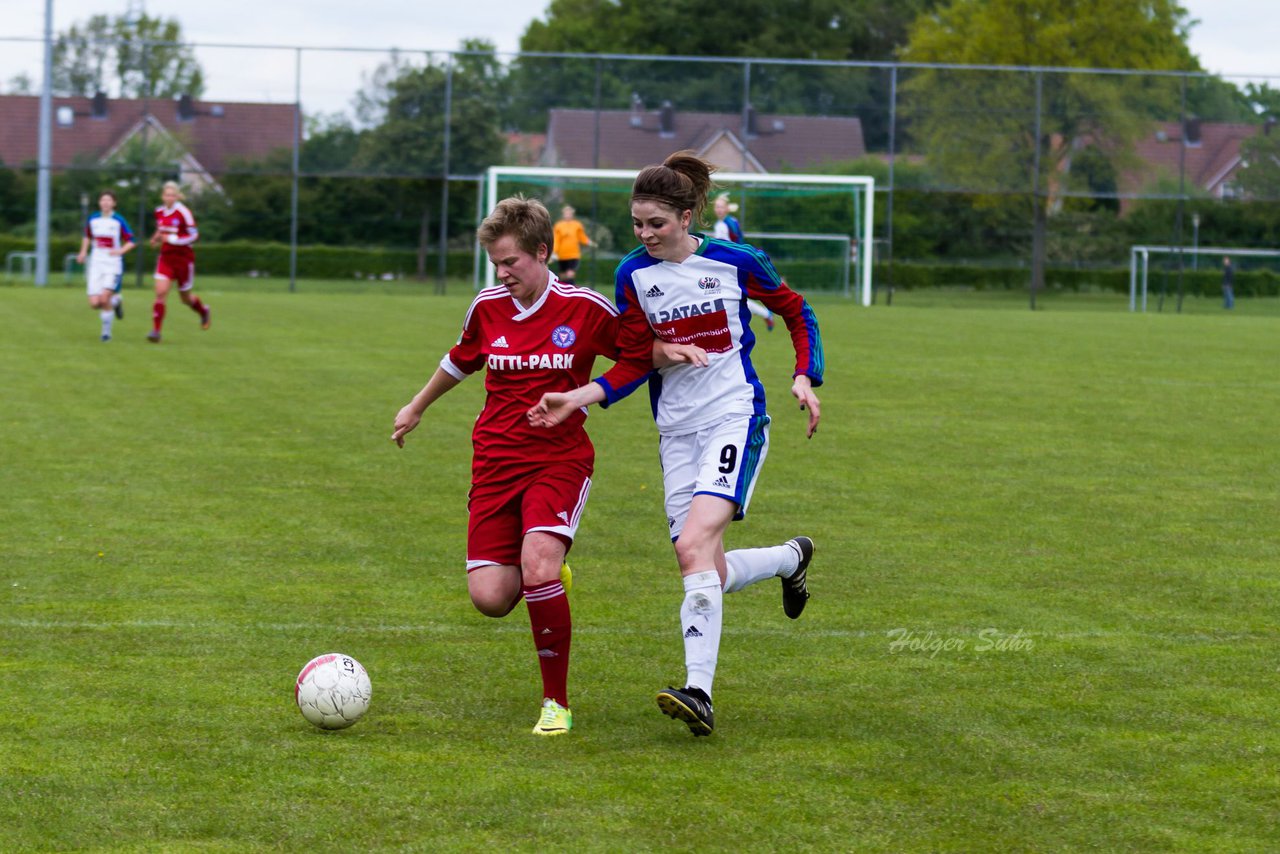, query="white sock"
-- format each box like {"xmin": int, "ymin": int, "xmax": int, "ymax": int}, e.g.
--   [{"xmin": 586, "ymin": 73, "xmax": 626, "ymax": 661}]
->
[
  {"xmin": 100, "ymin": 310, "xmax": 114, "ymax": 337},
  {"xmin": 110, "ymin": 293, "xmax": 121, "ymax": 307},
  {"xmin": 747, "ymin": 299, "xmax": 772, "ymax": 320},
  {"xmin": 680, "ymin": 570, "xmax": 722, "ymax": 695},
  {"xmin": 723, "ymin": 543, "xmax": 801, "ymax": 593}
]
